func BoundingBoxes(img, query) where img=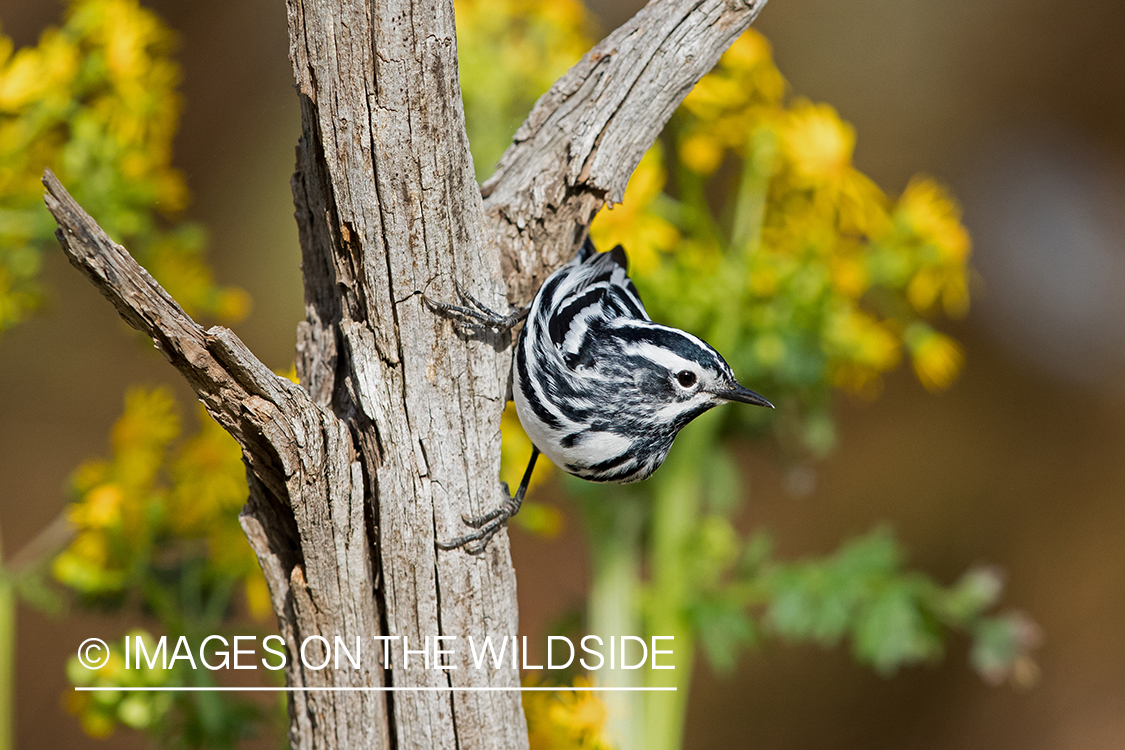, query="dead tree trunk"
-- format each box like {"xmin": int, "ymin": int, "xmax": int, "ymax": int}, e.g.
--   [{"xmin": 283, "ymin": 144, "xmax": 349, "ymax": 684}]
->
[{"xmin": 44, "ymin": 0, "xmax": 766, "ymax": 747}]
